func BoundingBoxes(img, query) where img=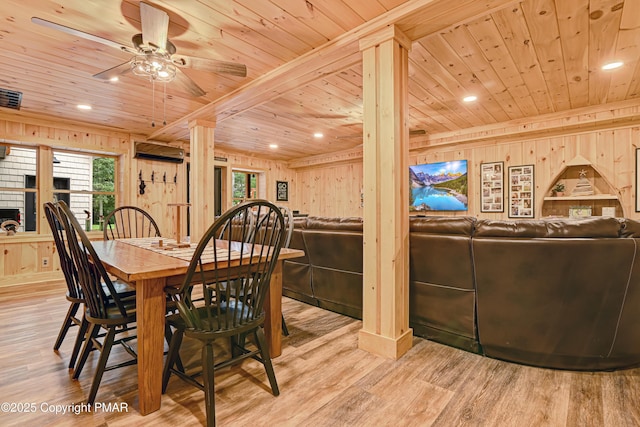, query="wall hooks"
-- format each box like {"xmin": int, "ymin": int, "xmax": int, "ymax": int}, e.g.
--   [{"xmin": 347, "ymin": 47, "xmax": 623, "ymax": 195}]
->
[
  {"xmin": 138, "ymin": 170, "xmax": 146, "ymax": 195},
  {"xmin": 139, "ymin": 170, "xmax": 176, "ymax": 186}
]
